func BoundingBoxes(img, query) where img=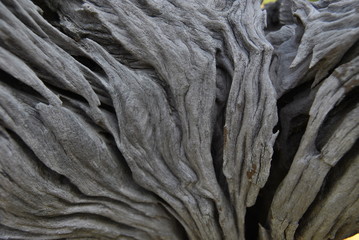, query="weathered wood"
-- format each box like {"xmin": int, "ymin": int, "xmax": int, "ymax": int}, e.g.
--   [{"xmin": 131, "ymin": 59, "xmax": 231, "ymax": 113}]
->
[{"xmin": 0, "ymin": 0, "xmax": 358, "ymax": 239}]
